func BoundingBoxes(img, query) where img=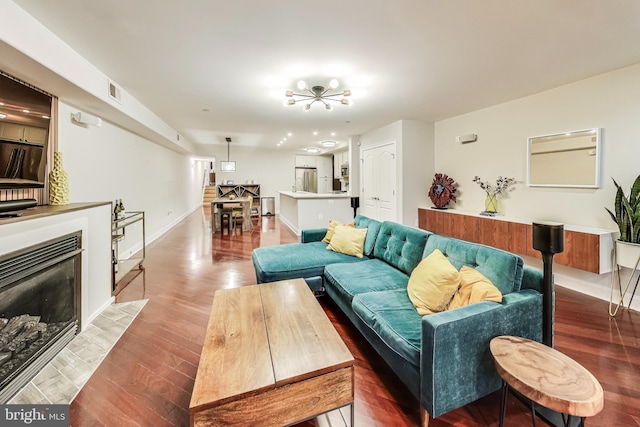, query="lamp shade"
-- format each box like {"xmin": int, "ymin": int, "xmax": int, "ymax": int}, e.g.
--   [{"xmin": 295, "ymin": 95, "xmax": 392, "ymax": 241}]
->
[{"xmin": 220, "ymin": 161, "xmax": 236, "ymax": 172}]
